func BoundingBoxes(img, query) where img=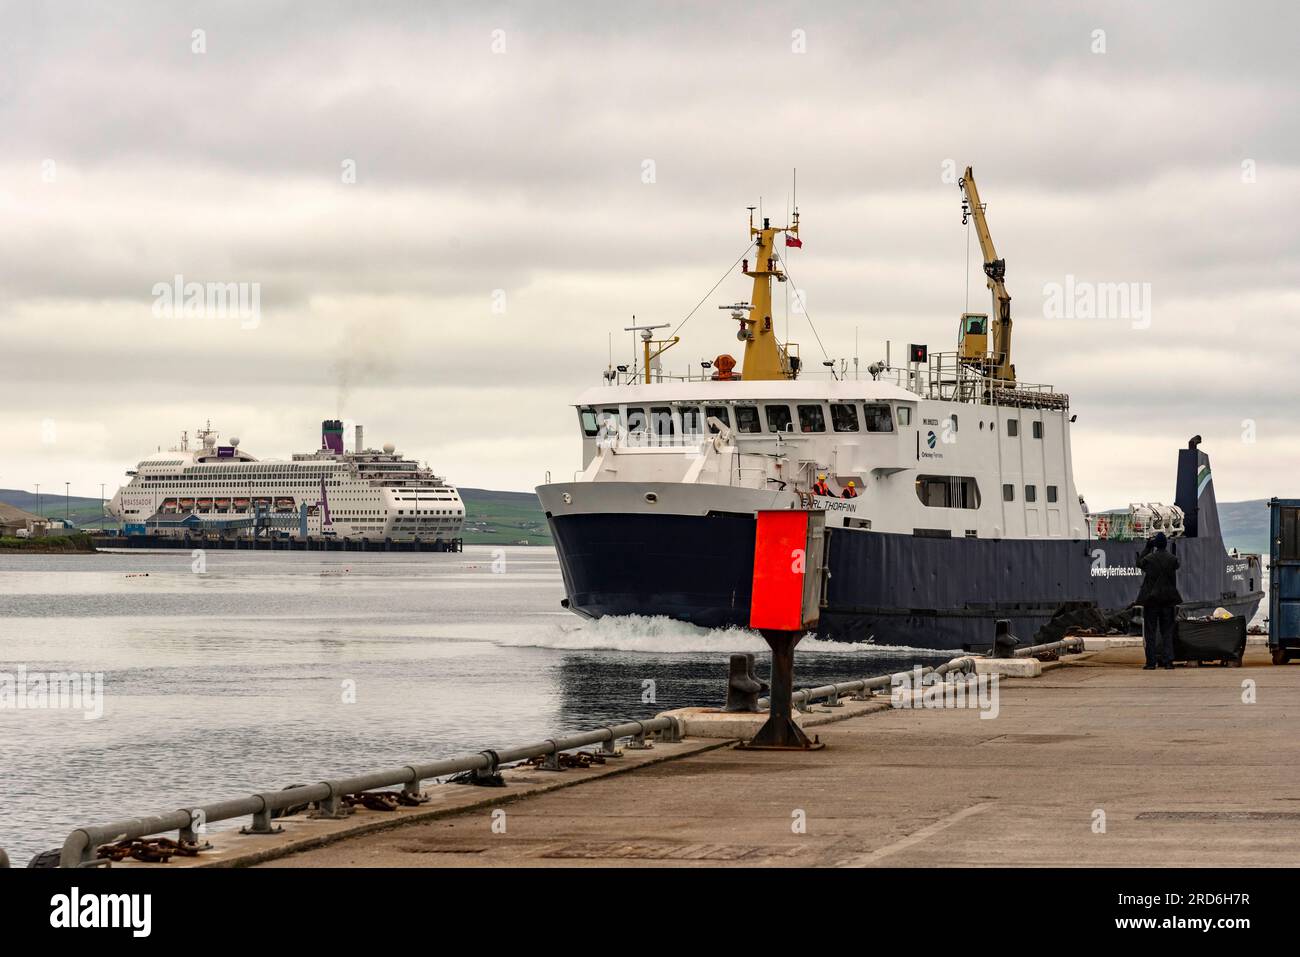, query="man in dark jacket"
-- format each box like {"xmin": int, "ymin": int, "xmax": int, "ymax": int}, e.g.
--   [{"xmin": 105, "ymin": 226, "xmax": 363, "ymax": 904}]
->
[{"xmin": 1137, "ymin": 532, "xmax": 1182, "ymax": 670}]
